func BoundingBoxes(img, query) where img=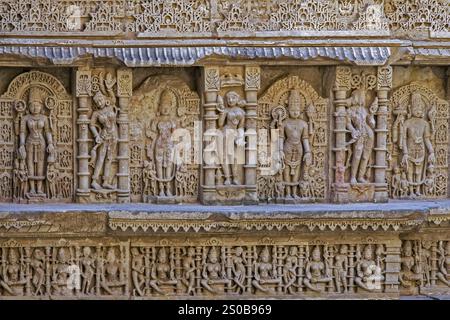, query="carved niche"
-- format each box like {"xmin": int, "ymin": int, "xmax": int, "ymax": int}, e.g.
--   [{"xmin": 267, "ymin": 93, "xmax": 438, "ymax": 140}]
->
[
  {"xmin": 257, "ymin": 76, "xmax": 328, "ymax": 203},
  {"xmin": 202, "ymin": 66, "xmax": 258, "ymax": 204},
  {"xmin": 0, "ymin": 71, "xmax": 73, "ymax": 203},
  {"xmin": 333, "ymin": 67, "xmax": 388, "ymax": 203},
  {"xmin": 129, "ymin": 75, "xmax": 200, "ymax": 203},
  {"xmin": 387, "ymin": 83, "xmax": 448, "ymax": 199}
]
